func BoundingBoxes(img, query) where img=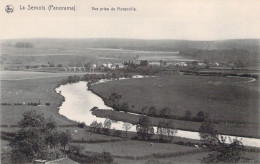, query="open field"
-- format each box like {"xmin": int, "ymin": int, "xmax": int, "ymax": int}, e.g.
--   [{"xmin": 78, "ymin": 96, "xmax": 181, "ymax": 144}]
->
[
  {"xmin": 113, "ymin": 151, "xmax": 260, "ymax": 164},
  {"xmin": 75, "ymin": 140, "xmax": 196, "ymax": 157},
  {"xmin": 0, "ymin": 71, "xmax": 100, "ymax": 80},
  {"xmin": 0, "ymin": 75, "xmax": 75, "ymax": 126},
  {"xmin": 113, "ymin": 152, "xmax": 207, "ymax": 164},
  {"xmin": 91, "ymin": 75, "xmax": 259, "ymax": 123},
  {"xmin": 91, "ymin": 75, "xmax": 260, "ymax": 137}
]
